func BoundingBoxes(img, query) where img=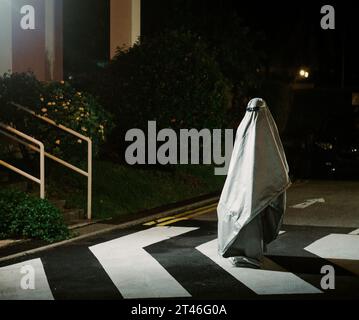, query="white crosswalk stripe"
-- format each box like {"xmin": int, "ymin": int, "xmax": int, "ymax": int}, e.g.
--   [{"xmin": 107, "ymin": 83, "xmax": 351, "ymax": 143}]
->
[
  {"xmin": 89, "ymin": 226, "xmax": 198, "ymax": 299},
  {"xmin": 349, "ymin": 228, "xmax": 359, "ymax": 235},
  {"xmin": 0, "ymin": 258, "xmax": 54, "ymax": 300},
  {"xmin": 304, "ymin": 234, "xmax": 359, "ymax": 260},
  {"xmin": 290, "ymin": 198, "xmax": 325, "ymax": 209},
  {"xmin": 196, "ymin": 239, "xmax": 322, "ymax": 295}
]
